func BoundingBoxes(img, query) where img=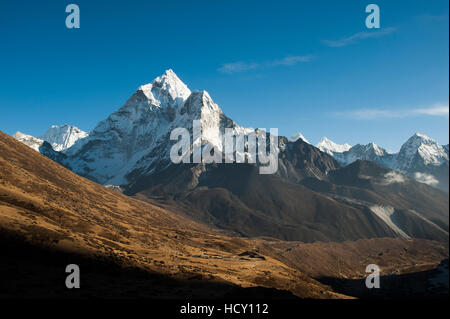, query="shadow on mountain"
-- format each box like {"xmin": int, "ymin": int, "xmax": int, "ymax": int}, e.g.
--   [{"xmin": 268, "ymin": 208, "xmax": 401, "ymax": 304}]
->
[
  {"xmin": 133, "ymin": 163, "xmax": 408, "ymax": 242},
  {"xmin": 317, "ymin": 260, "xmax": 449, "ymax": 299},
  {"xmin": 300, "ymin": 160, "xmax": 449, "ymax": 241},
  {"xmin": 37, "ymin": 141, "xmax": 70, "ymax": 169},
  {"xmin": 0, "ymin": 229, "xmax": 297, "ymax": 299}
]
